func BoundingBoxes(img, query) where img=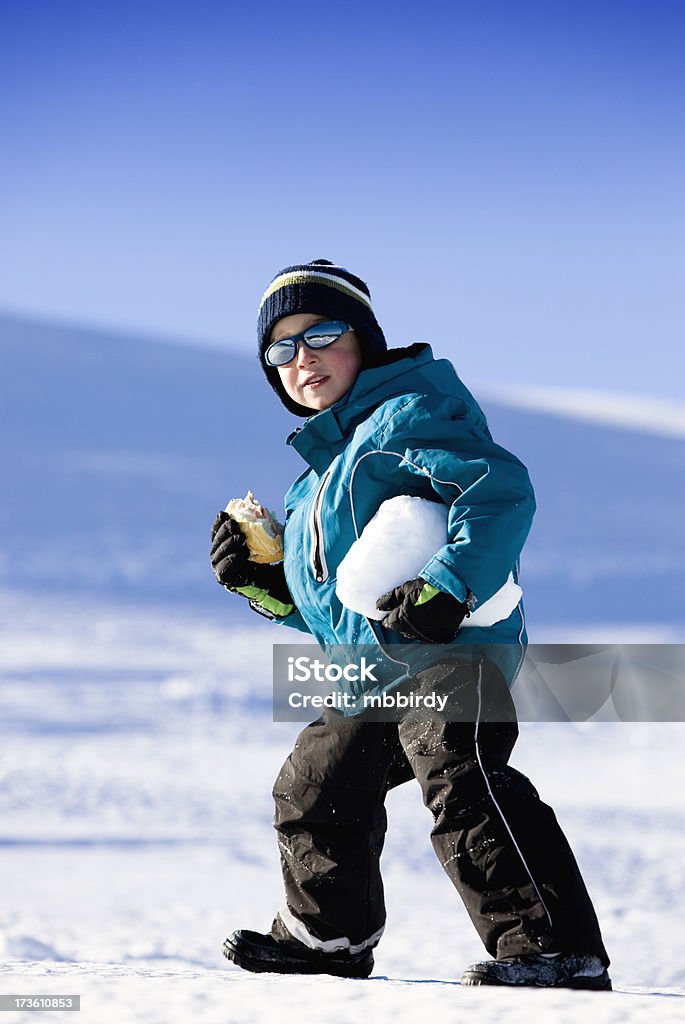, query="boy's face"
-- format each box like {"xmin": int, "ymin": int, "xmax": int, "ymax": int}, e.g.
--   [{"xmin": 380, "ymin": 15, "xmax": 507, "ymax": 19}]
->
[{"xmin": 271, "ymin": 313, "xmax": 362, "ymax": 412}]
